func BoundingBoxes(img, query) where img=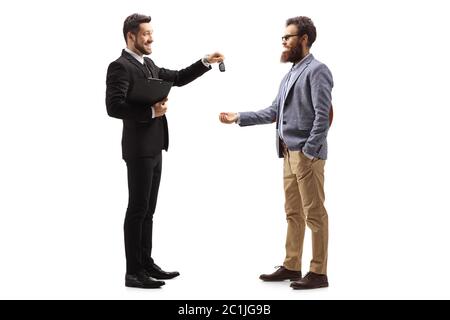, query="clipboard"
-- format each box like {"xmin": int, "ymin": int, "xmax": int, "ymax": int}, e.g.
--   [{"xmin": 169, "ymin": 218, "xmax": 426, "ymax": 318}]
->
[{"xmin": 128, "ymin": 78, "xmax": 173, "ymax": 105}]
